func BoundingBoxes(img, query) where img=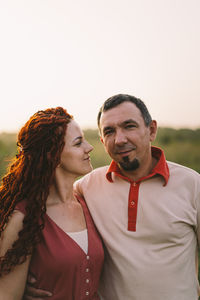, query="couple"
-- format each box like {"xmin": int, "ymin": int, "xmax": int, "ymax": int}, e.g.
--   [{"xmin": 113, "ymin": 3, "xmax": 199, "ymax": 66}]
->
[{"xmin": 0, "ymin": 94, "xmax": 200, "ymax": 300}]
